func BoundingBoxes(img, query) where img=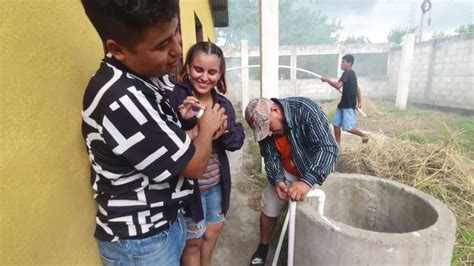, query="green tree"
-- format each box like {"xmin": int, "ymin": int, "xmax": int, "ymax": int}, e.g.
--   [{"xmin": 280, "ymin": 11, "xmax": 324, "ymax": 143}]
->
[
  {"xmin": 215, "ymin": 1, "xmax": 259, "ymax": 48},
  {"xmin": 340, "ymin": 35, "xmax": 371, "ymax": 44},
  {"xmin": 278, "ymin": 1, "xmax": 342, "ymax": 45},
  {"xmin": 387, "ymin": 27, "xmax": 417, "ymax": 45},
  {"xmin": 454, "ymin": 24, "xmax": 474, "ymax": 35},
  {"xmin": 431, "ymin": 31, "xmax": 450, "ymax": 40},
  {"xmin": 215, "ymin": 0, "xmax": 342, "ymax": 48}
]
